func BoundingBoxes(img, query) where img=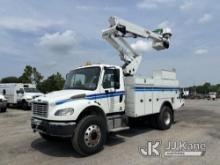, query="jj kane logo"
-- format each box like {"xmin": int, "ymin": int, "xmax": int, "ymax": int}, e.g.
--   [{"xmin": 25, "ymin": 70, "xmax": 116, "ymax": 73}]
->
[{"xmin": 139, "ymin": 140, "xmax": 206, "ymax": 157}]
